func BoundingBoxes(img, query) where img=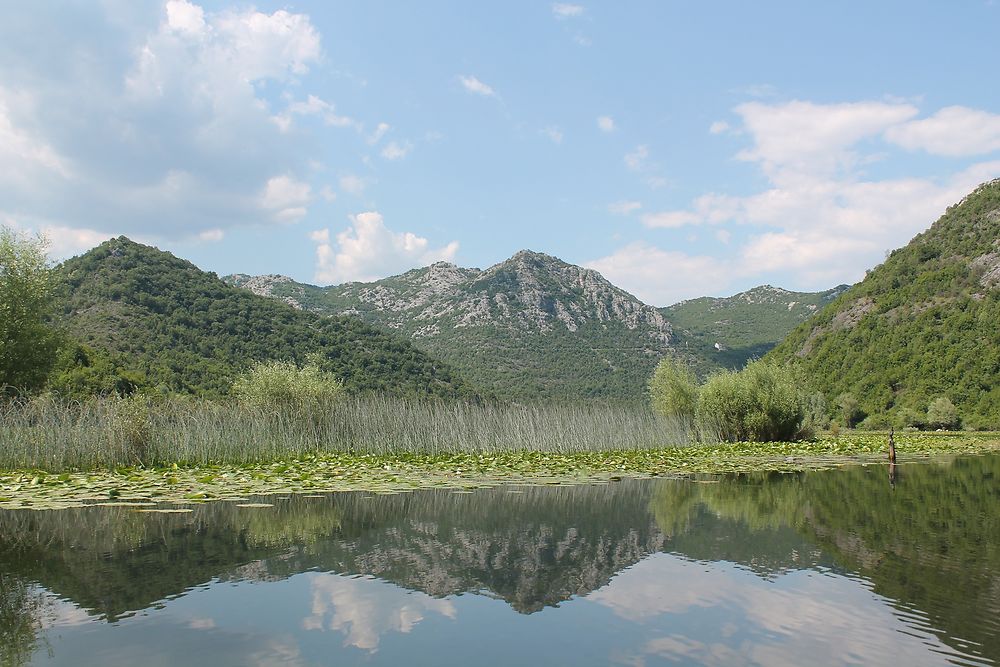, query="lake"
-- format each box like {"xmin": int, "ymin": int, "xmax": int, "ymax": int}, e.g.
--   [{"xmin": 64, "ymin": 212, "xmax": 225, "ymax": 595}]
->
[{"xmin": 2, "ymin": 454, "xmax": 998, "ymax": 666}]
